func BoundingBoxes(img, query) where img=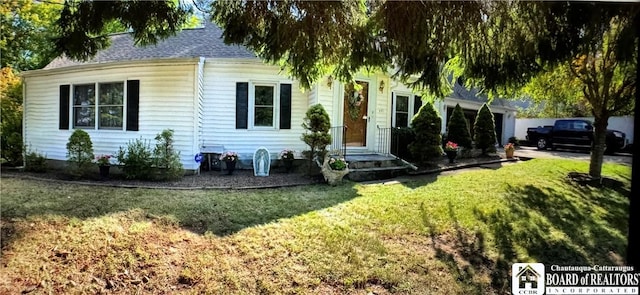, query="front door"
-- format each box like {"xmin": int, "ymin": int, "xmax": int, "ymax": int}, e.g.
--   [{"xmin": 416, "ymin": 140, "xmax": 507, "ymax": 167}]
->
[{"xmin": 343, "ymin": 81, "xmax": 369, "ymax": 147}]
